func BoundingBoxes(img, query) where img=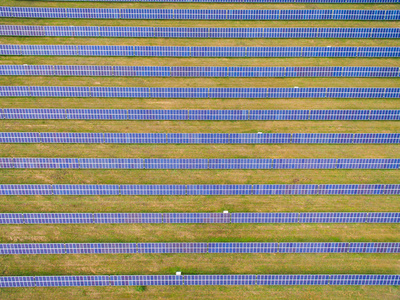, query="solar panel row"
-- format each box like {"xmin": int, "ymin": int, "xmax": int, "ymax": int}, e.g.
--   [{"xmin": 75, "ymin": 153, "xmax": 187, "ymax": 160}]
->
[
  {"xmin": 2, "ymin": 109, "xmax": 399, "ymax": 120},
  {"xmin": 1, "ymin": 26, "xmax": 399, "ymax": 39},
  {"xmin": 1, "ymin": 7, "xmax": 399, "ymax": 20},
  {"xmin": 1, "ymin": 212, "xmax": 398, "ymax": 224},
  {"xmin": 1, "ymin": 274, "xmax": 399, "ymax": 287},
  {"xmin": 1, "ymin": 133, "xmax": 399, "ymax": 144},
  {"xmin": 0, "ymin": 184, "xmax": 399, "ymax": 195},
  {"xmin": 1, "ymin": 45, "xmax": 399, "ymax": 58},
  {"xmin": 32, "ymin": 0, "xmax": 400, "ymax": 2},
  {"xmin": 1, "ymin": 86, "xmax": 399, "ymax": 98},
  {"xmin": 1, "ymin": 158, "xmax": 399, "ymax": 169},
  {"xmin": 2, "ymin": 65, "xmax": 399, "ymax": 78},
  {"xmin": 1, "ymin": 242, "xmax": 399, "ymax": 255}
]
